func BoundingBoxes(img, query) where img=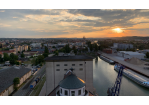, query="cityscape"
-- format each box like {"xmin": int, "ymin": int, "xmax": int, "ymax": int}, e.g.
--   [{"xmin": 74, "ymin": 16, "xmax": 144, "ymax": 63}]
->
[{"xmin": 0, "ymin": 9, "xmax": 149, "ymax": 98}]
